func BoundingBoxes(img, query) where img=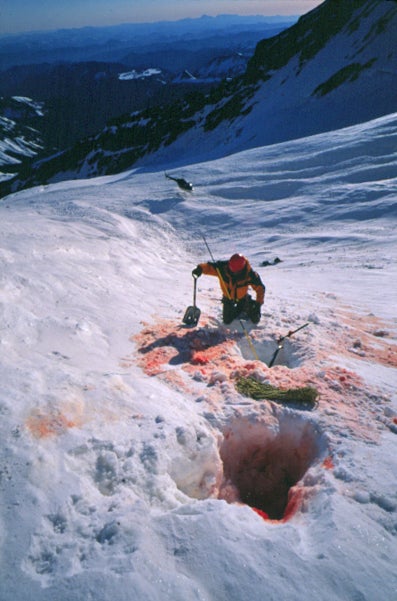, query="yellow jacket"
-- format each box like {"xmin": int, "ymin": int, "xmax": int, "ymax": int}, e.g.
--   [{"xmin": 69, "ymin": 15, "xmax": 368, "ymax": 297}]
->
[{"xmin": 198, "ymin": 260, "xmax": 265, "ymax": 304}]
